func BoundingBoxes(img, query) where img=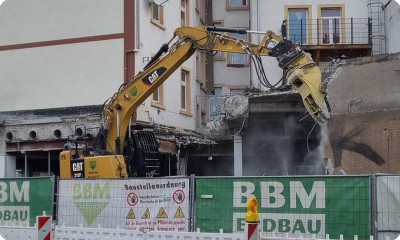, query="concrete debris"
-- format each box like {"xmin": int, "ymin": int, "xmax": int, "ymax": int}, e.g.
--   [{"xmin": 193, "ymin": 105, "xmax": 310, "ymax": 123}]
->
[
  {"xmin": 205, "ymin": 115, "xmax": 228, "ymax": 137},
  {"xmin": 205, "ymin": 95, "xmax": 248, "ymax": 137},
  {"xmin": 153, "ymin": 123, "xmax": 216, "ymax": 146},
  {"xmin": 245, "ymin": 86, "xmax": 297, "ymax": 98},
  {"xmin": 205, "ymin": 88, "xmax": 295, "ymax": 137},
  {"xmin": 222, "ymin": 95, "xmax": 248, "ymax": 120},
  {"xmin": 322, "ymin": 59, "xmax": 343, "ymax": 92}
]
